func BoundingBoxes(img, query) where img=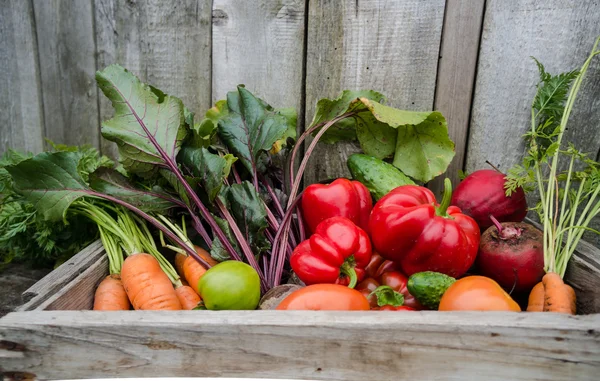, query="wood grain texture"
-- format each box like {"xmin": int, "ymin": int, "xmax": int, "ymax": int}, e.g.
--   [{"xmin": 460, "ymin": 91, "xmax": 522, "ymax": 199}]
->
[
  {"xmin": 33, "ymin": 0, "xmax": 100, "ymax": 149},
  {"xmin": 303, "ymin": 0, "xmax": 445, "ymax": 185},
  {"xmin": 0, "ymin": 310, "xmax": 599, "ymax": 380},
  {"xmin": 94, "ymin": 0, "xmax": 212, "ymax": 158},
  {"xmin": 564, "ymin": 239, "xmax": 600, "ymax": 314},
  {"xmin": 211, "ymin": 0, "xmax": 306, "ymax": 119},
  {"xmin": 35, "ymin": 254, "xmax": 108, "ymax": 311},
  {"xmin": 466, "ymin": 0, "xmax": 600, "ymax": 173},
  {"xmin": 18, "ymin": 240, "xmax": 105, "ymax": 311},
  {"xmin": 428, "ymin": 0, "xmax": 485, "ymax": 197},
  {"xmin": 0, "ymin": 0, "xmax": 45, "ymax": 155}
]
